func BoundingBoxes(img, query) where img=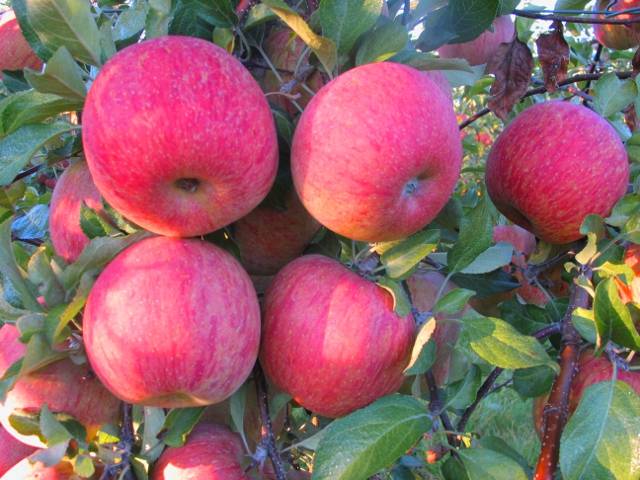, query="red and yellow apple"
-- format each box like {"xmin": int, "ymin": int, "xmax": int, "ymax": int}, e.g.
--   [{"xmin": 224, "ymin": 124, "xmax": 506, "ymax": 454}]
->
[
  {"xmin": 0, "ymin": 10, "xmax": 42, "ymax": 77},
  {"xmin": 0, "ymin": 426, "xmax": 34, "ymax": 476},
  {"xmin": 260, "ymin": 255, "xmax": 415, "ymax": 417},
  {"xmin": 615, "ymin": 243, "xmax": 640, "ymax": 304},
  {"xmin": 486, "ymin": 101, "xmax": 629, "ymax": 245},
  {"xmin": 233, "ymin": 189, "xmax": 320, "ymax": 276},
  {"xmin": 0, "ymin": 458, "xmax": 74, "ymax": 480},
  {"xmin": 438, "ymin": 16, "xmax": 515, "ymax": 66},
  {"xmin": 83, "ymin": 236, "xmax": 261, "ymax": 408},
  {"xmin": 291, "ymin": 62, "xmax": 462, "ymax": 242},
  {"xmin": 82, "ymin": 36, "xmax": 278, "ymax": 237},
  {"xmin": 594, "ymin": 0, "xmax": 640, "ymax": 50},
  {"xmin": 0, "ymin": 325, "xmax": 121, "ymax": 447},
  {"xmin": 49, "ymin": 161, "xmax": 104, "ymax": 263}
]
